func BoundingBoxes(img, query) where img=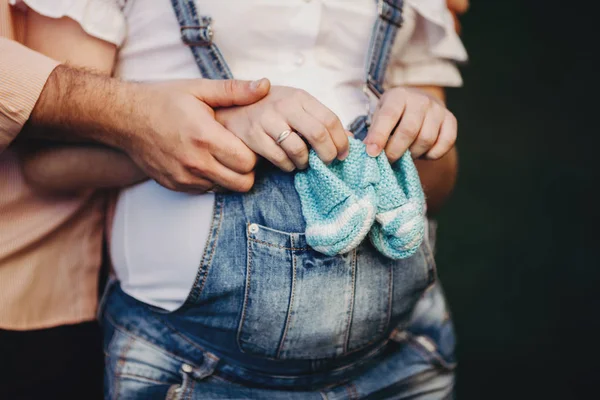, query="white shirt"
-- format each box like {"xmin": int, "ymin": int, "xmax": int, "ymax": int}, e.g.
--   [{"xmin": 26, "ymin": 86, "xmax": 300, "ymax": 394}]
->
[{"xmin": 19, "ymin": 0, "xmax": 467, "ymax": 311}]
